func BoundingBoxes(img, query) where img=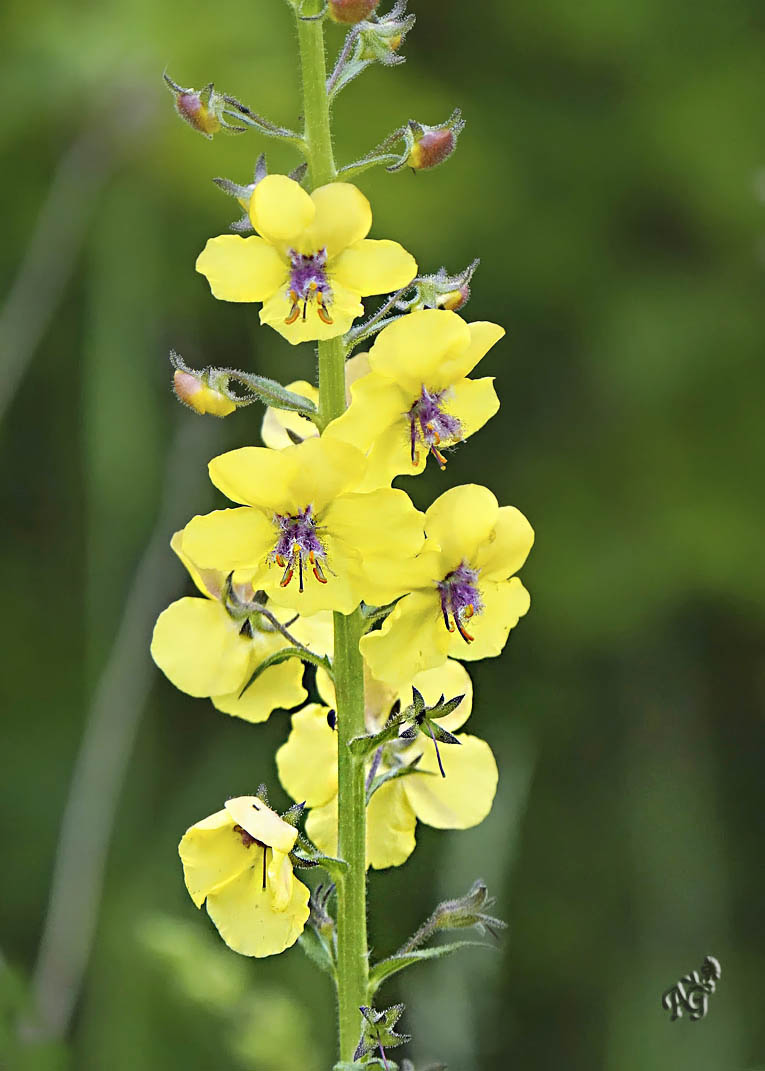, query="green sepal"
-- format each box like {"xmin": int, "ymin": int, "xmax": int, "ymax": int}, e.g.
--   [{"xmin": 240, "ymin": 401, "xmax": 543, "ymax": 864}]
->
[
  {"xmin": 368, "ymin": 941, "xmax": 489, "ymax": 997},
  {"xmin": 298, "ymin": 927, "xmax": 336, "ymax": 978},
  {"xmin": 348, "ymin": 715, "xmax": 404, "ymax": 762},
  {"xmin": 239, "ymin": 647, "xmax": 332, "ymax": 697},
  {"xmin": 366, "ymin": 753, "xmax": 432, "ymax": 804}
]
